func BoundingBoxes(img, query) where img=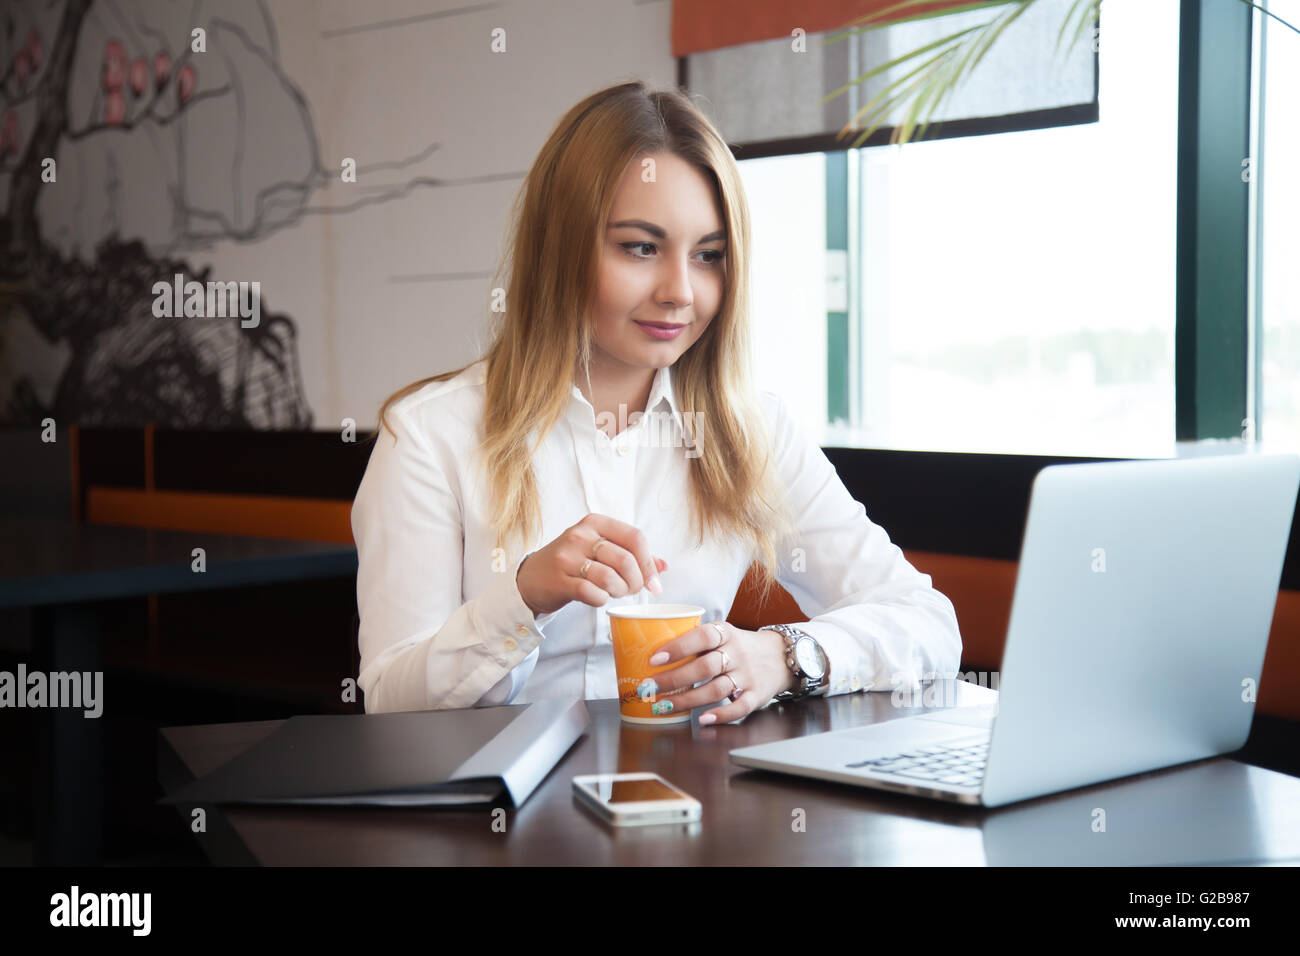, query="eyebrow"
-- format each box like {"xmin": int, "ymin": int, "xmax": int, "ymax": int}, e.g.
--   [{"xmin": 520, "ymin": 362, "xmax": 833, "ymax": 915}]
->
[{"xmin": 607, "ymin": 219, "xmax": 727, "ymax": 243}]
